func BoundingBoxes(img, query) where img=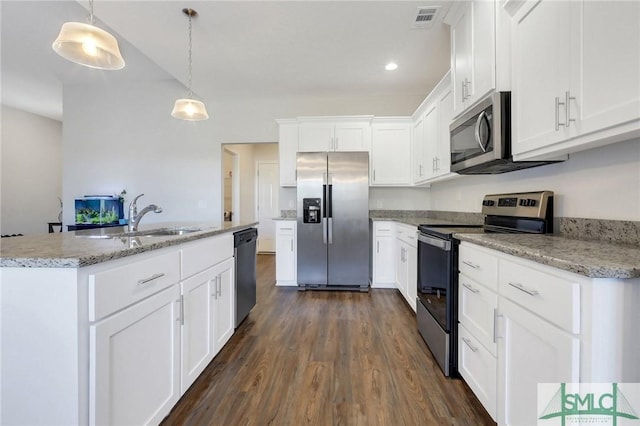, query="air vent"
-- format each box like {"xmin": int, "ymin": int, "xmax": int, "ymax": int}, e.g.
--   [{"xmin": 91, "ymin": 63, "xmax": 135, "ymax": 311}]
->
[{"xmin": 412, "ymin": 6, "xmax": 441, "ymax": 29}]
